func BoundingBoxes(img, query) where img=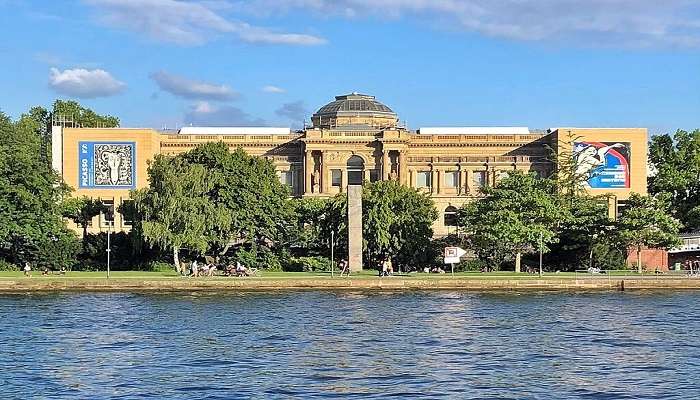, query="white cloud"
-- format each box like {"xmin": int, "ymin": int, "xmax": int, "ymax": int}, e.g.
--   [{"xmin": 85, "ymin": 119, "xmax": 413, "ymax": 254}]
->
[
  {"xmin": 48, "ymin": 67, "xmax": 125, "ymax": 98},
  {"xmin": 262, "ymin": 85, "xmax": 286, "ymax": 93},
  {"xmin": 235, "ymin": 22, "xmax": 327, "ymax": 45},
  {"xmin": 185, "ymin": 102, "xmax": 266, "ymax": 126},
  {"xmin": 84, "ymin": 0, "xmax": 327, "ymax": 46},
  {"xmin": 150, "ymin": 70, "xmax": 236, "ymax": 100},
  {"xmin": 232, "ymin": 0, "xmax": 700, "ymax": 47}
]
